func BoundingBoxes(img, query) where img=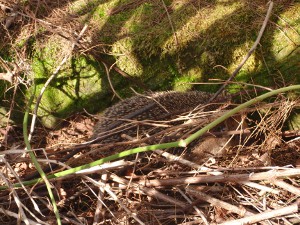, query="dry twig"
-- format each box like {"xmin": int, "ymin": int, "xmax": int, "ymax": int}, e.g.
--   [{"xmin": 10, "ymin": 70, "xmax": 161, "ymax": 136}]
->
[
  {"xmin": 218, "ymin": 200, "xmax": 300, "ymax": 225},
  {"xmin": 210, "ymin": 1, "xmax": 274, "ymax": 101}
]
